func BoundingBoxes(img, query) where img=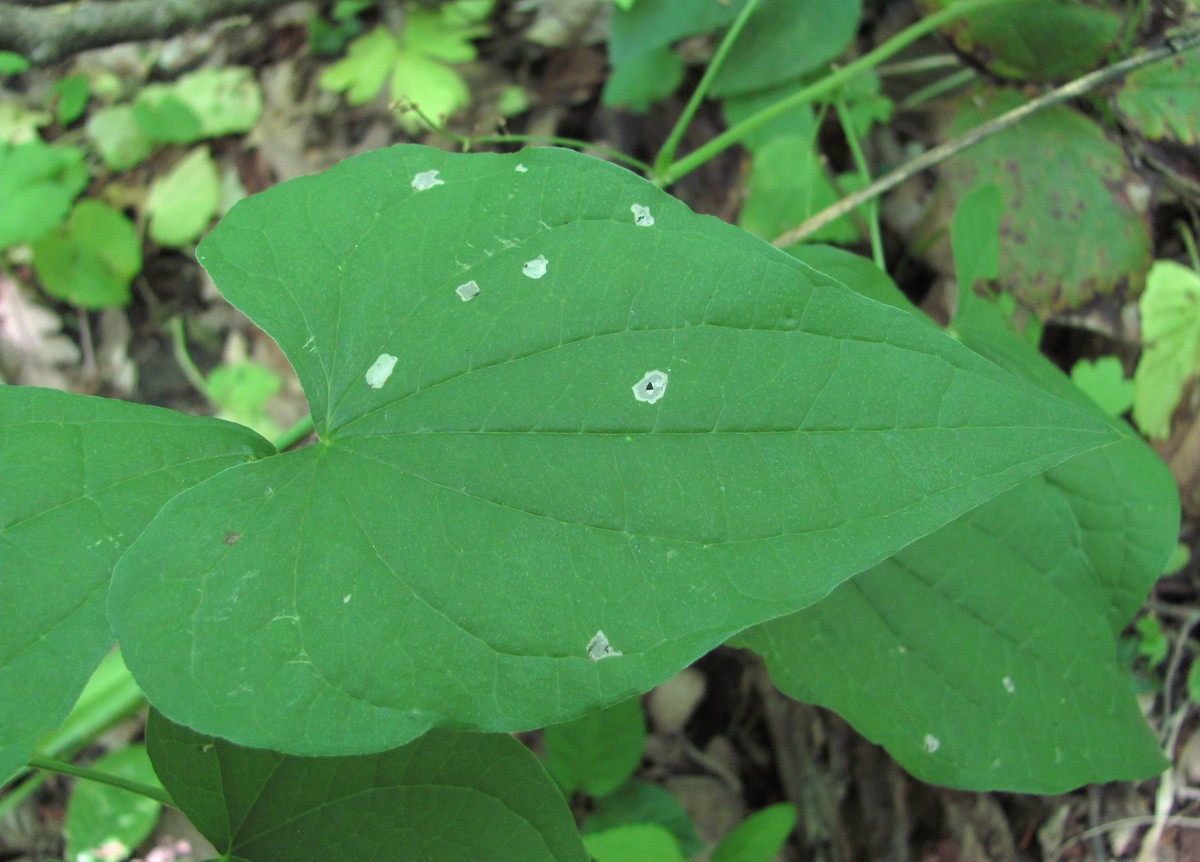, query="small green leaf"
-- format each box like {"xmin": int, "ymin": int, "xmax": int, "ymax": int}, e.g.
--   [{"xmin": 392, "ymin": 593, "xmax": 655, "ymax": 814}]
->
[
  {"xmin": 710, "ymin": 803, "xmax": 797, "ymax": 862},
  {"xmin": 0, "ymin": 51, "xmax": 29, "ymax": 76},
  {"xmin": 129, "ymin": 67, "xmax": 262, "ymax": 146},
  {"xmin": 86, "ymin": 105, "xmax": 154, "ymax": 171},
  {"xmin": 145, "ymin": 711, "xmax": 588, "ymax": 862},
  {"xmin": 207, "ymin": 361, "xmax": 284, "ymax": 439},
  {"xmin": 389, "ymin": 48, "xmax": 470, "ymax": 132},
  {"xmin": 1134, "ymin": 260, "xmax": 1200, "ymax": 439},
  {"xmin": 0, "ymin": 138, "xmax": 87, "ymax": 250},
  {"xmin": 64, "ymin": 745, "xmax": 162, "ymax": 862},
  {"xmin": 1134, "ymin": 616, "xmax": 1168, "ymax": 668},
  {"xmin": 543, "ymin": 698, "xmax": 646, "ymax": 799},
  {"xmin": 1187, "ymin": 661, "xmax": 1200, "ymax": 706},
  {"xmin": 582, "ymin": 823, "xmax": 685, "ymax": 862},
  {"xmin": 146, "ymin": 146, "xmax": 220, "ymax": 248},
  {"xmin": 0, "ymin": 386, "xmax": 272, "ymax": 784},
  {"xmin": 320, "ymin": 25, "xmax": 400, "ymax": 104},
  {"xmin": 1070, "ymin": 357, "xmax": 1134, "ymax": 417},
  {"xmin": 32, "ymin": 200, "xmax": 142, "ymax": 308},
  {"xmin": 1117, "ymin": 51, "xmax": 1200, "ymax": 145},
  {"xmin": 51, "ymin": 74, "xmax": 90, "ymax": 126},
  {"xmin": 583, "ymin": 780, "xmax": 702, "ymax": 857},
  {"xmin": 739, "ymin": 134, "xmax": 864, "ymax": 246}
]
